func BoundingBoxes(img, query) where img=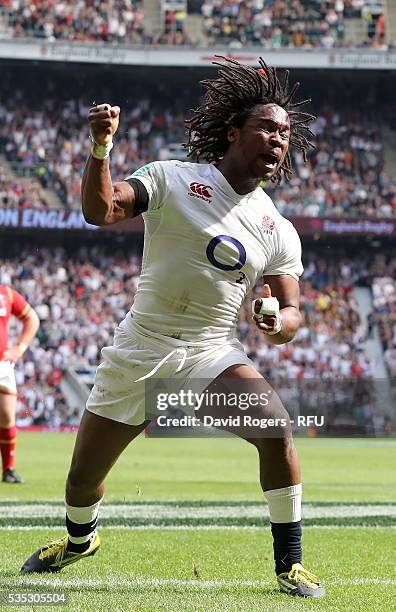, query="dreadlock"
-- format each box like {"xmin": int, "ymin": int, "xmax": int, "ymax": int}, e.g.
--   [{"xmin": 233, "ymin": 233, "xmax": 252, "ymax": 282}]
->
[{"xmin": 185, "ymin": 56, "xmax": 315, "ymax": 183}]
